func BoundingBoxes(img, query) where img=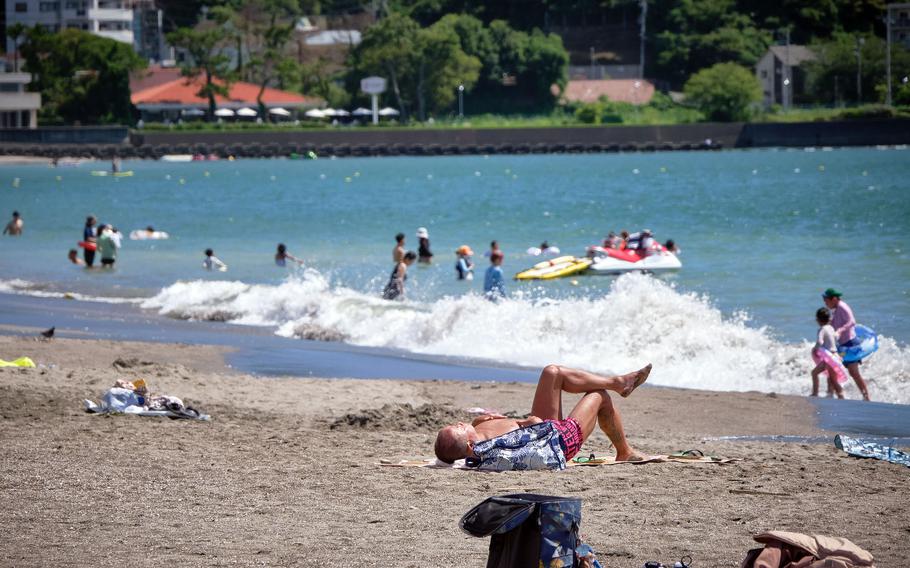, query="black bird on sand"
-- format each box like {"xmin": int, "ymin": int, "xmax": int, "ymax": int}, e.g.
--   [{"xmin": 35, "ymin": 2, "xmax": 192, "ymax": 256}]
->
[{"xmin": 40, "ymin": 326, "xmax": 55, "ymax": 339}]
